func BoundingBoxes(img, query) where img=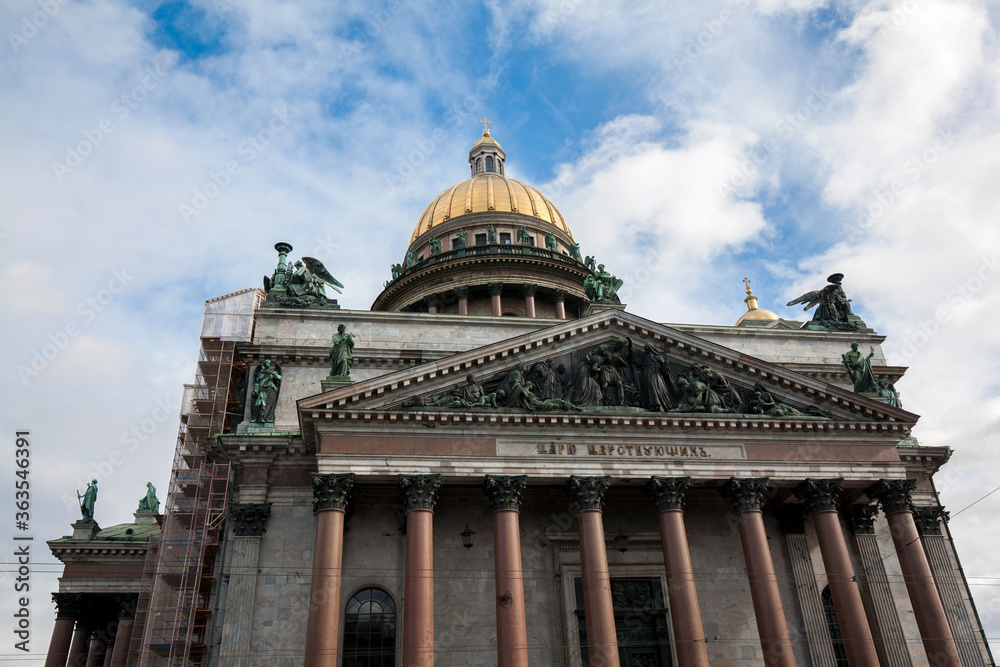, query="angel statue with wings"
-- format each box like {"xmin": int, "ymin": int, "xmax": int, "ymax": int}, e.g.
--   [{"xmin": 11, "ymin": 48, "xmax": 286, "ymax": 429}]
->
[
  {"xmin": 786, "ymin": 273, "xmax": 867, "ymax": 331},
  {"xmin": 264, "ymin": 253, "xmax": 344, "ymax": 308}
]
